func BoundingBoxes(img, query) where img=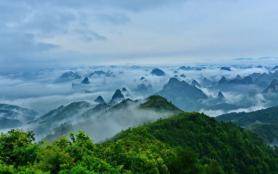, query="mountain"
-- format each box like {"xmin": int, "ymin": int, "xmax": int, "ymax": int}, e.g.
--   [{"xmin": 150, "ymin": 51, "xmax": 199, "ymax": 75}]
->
[
  {"xmin": 89, "ymin": 70, "xmax": 114, "ymax": 77},
  {"xmin": 104, "ymin": 112, "xmax": 278, "ymax": 174},
  {"xmin": 121, "ymin": 87, "xmax": 131, "ymax": 98},
  {"xmin": 217, "ymin": 91, "xmax": 225, "ymax": 100},
  {"xmin": 230, "ymin": 76, "xmax": 253, "ymax": 84},
  {"xmin": 33, "ymin": 101, "xmax": 92, "ymax": 136},
  {"xmin": 218, "ymin": 75, "xmax": 253, "ymax": 85},
  {"xmin": 109, "ymin": 89, "xmax": 125, "ymax": 105},
  {"xmin": 263, "ymin": 79, "xmax": 278, "ymax": 93},
  {"xmin": 35, "ymin": 101, "xmax": 91, "ymax": 124},
  {"xmin": 81, "ymin": 77, "xmax": 90, "ymax": 84},
  {"xmin": 218, "ymin": 76, "xmax": 228, "ymax": 84},
  {"xmin": 157, "ymin": 78, "xmax": 207, "ymax": 111},
  {"xmin": 217, "ymin": 106, "xmax": 278, "ymax": 145},
  {"xmin": 55, "ymin": 71, "xmax": 82, "ymax": 82},
  {"xmin": 201, "ymin": 91, "xmax": 240, "ymax": 112},
  {"xmin": 180, "ymin": 74, "xmax": 186, "ymax": 78},
  {"xmin": 0, "ymin": 104, "xmax": 37, "ymax": 129},
  {"xmin": 135, "ymin": 77, "xmax": 153, "ymax": 94},
  {"xmin": 135, "ymin": 83, "xmax": 152, "ymax": 94},
  {"xmin": 201, "ymin": 77, "xmax": 212, "ymax": 86},
  {"xmin": 140, "ymin": 95, "xmax": 182, "ymax": 113},
  {"xmin": 108, "ymin": 98, "xmax": 138, "ymax": 112},
  {"xmin": 179, "ymin": 66, "xmax": 204, "ymax": 71},
  {"xmin": 245, "ymin": 71, "xmax": 278, "ymax": 87},
  {"xmin": 220, "ymin": 66, "xmax": 231, "ymax": 71},
  {"xmin": 43, "ymin": 95, "xmax": 181, "ymax": 142},
  {"xmin": 94, "ymin": 96, "xmax": 106, "ymax": 104},
  {"xmin": 191, "ymin": 79, "xmax": 201, "ymax": 87},
  {"xmin": 72, "ymin": 77, "xmax": 92, "ymax": 90},
  {"xmin": 151, "ymin": 68, "xmax": 166, "ymax": 76}
]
